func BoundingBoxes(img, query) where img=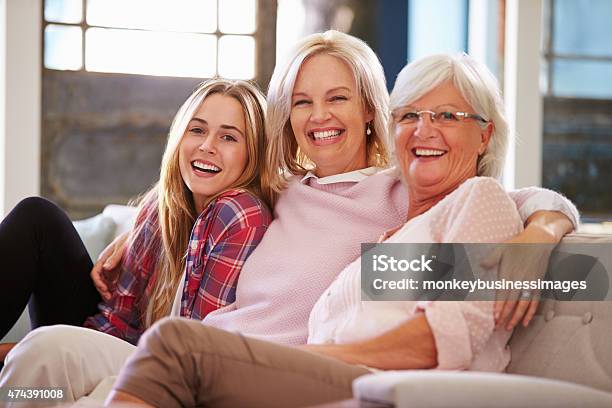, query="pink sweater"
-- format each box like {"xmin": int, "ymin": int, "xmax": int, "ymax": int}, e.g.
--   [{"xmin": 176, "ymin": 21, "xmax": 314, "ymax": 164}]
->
[{"xmin": 203, "ymin": 169, "xmax": 578, "ymax": 345}]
